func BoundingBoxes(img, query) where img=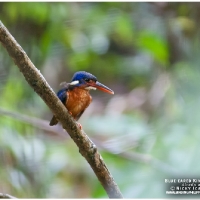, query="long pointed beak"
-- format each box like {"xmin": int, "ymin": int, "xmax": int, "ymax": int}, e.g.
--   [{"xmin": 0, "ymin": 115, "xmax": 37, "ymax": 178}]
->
[{"xmin": 91, "ymin": 81, "xmax": 114, "ymax": 94}]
